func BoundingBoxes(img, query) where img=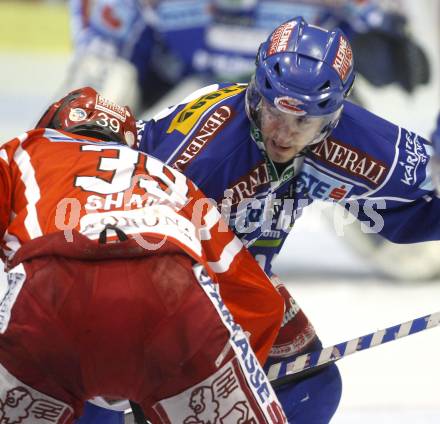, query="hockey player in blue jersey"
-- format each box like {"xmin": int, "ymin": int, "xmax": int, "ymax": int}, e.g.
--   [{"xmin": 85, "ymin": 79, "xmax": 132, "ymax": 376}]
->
[
  {"xmin": 74, "ymin": 15, "xmax": 437, "ymax": 424},
  {"xmin": 134, "ymin": 17, "xmax": 438, "ymax": 423},
  {"xmin": 64, "ymin": 0, "xmax": 429, "ymax": 114}
]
